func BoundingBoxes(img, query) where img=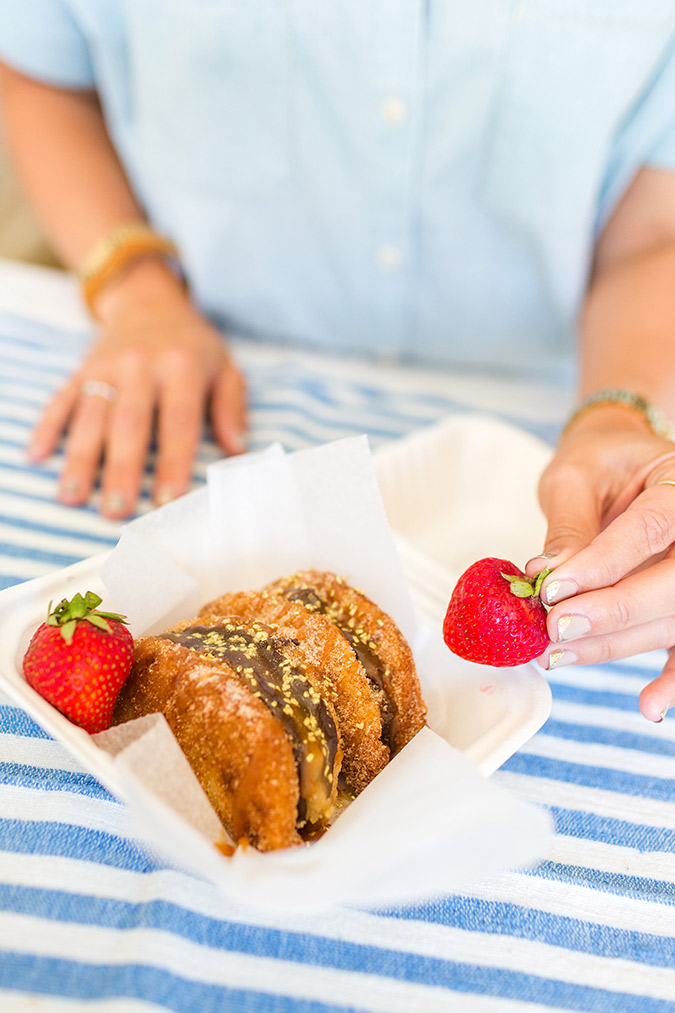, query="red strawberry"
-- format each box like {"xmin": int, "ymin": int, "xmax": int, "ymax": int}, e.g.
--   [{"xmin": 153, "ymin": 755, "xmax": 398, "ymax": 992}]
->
[
  {"xmin": 443, "ymin": 557, "xmax": 551, "ymax": 667},
  {"xmin": 23, "ymin": 591, "xmax": 134, "ymax": 733}
]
